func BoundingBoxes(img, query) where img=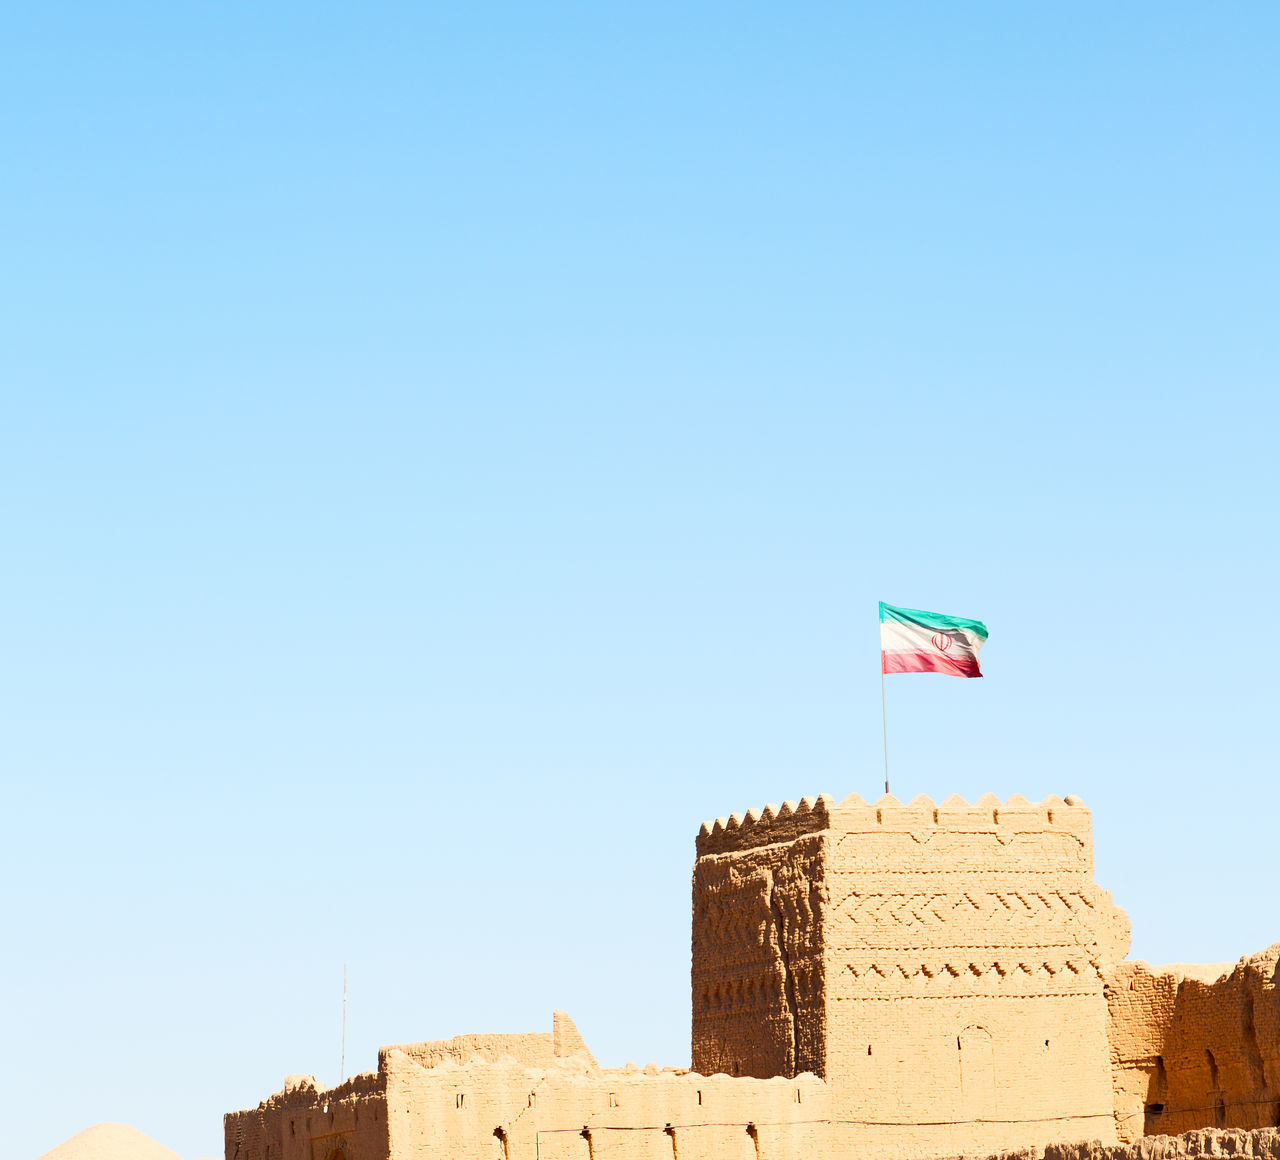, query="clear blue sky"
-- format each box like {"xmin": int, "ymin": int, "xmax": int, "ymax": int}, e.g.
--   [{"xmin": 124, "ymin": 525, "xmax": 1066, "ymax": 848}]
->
[{"xmin": 3, "ymin": 4, "xmax": 1278, "ymax": 1157}]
